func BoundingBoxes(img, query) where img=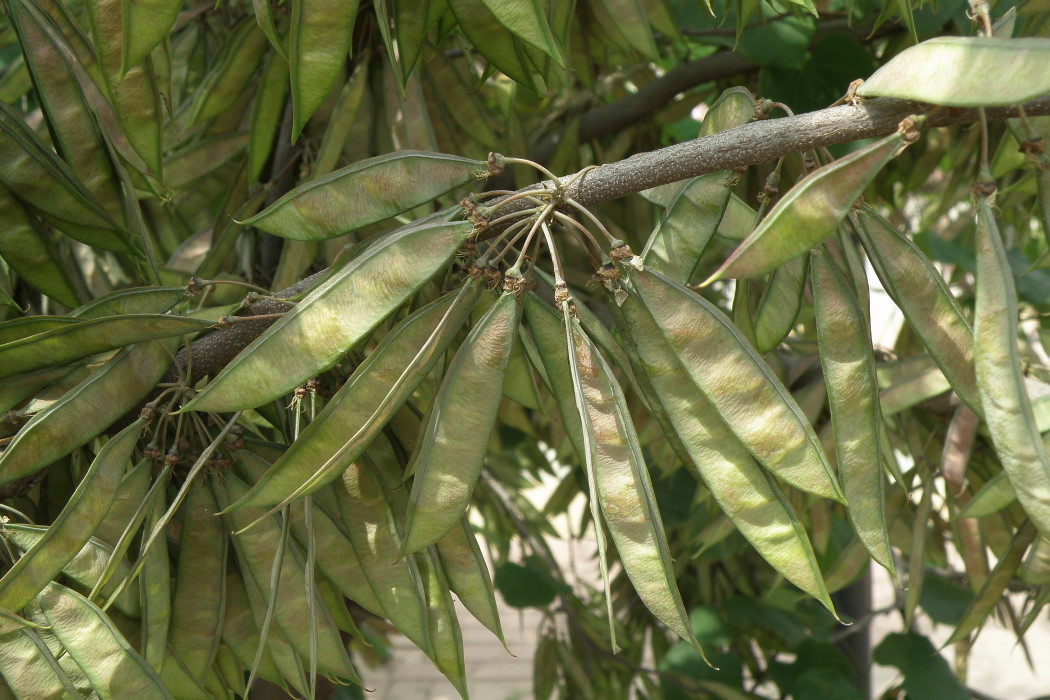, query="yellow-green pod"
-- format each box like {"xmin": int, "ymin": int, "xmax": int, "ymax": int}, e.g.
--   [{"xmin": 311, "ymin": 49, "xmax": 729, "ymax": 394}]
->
[
  {"xmin": 974, "ymin": 199, "xmax": 1050, "ymax": 539},
  {"xmin": 447, "ymin": 0, "xmax": 536, "ymax": 87},
  {"xmin": 168, "ymin": 479, "xmax": 227, "ymax": 682},
  {"xmin": 0, "ymin": 627, "xmax": 83, "ymax": 699},
  {"xmin": 852, "ymin": 205, "xmax": 980, "ymax": 415},
  {"xmin": 7, "ymin": 0, "xmax": 125, "ymax": 224},
  {"xmin": 0, "ymin": 314, "xmax": 210, "ymax": 379},
  {"xmin": 0, "ymin": 183, "xmax": 81, "ymax": 309},
  {"xmin": 753, "ymin": 254, "xmax": 807, "ymax": 354},
  {"xmin": 0, "ymin": 101, "xmax": 120, "ymax": 236},
  {"xmin": 139, "ymin": 492, "xmax": 170, "ymax": 669},
  {"xmin": 335, "ymin": 460, "xmax": 433, "ymax": 655},
  {"xmin": 35, "ymin": 582, "xmax": 173, "ymax": 698},
  {"xmin": 121, "ymin": 0, "xmax": 182, "ymax": 75},
  {"xmin": 0, "ymin": 418, "xmax": 142, "ymax": 615},
  {"xmin": 414, "ymin": 549, "xmax": 469, "ymax": 700},
  {"xmin": 286, "ymin": 495, "xmax": 385, "ymax": 618},
  {"xmin": 0, "ymin": 338, "xmax": 175, "ymax": 486},
  {"xmin": 628, "ymin": 265, "xmax": 844, "ymax": 502},
  {"xmin": 85, "ymin": 0, "xmax": 164, "ymax": 177},
  {"xmin": 522, "ymin": 293, "xmax": 587, "ymax": 461},
  {"xmin": 402, "ymin": 290, "xmax": 520, "ymax": 554},
  {"xmin": 231, "ymin": 280, "xmax": 481, "ymax": 510},
  {"xmin": 857, "ymin": 36, "xmax": 1050, "ymax": 107},
  {"xmin": 219, "ymin": 570, "xmax": 286, "ymax": 690},
  {"xmin": 184, "ymin": 220, "xmax": 472, "ymax": 412},
  {"xmin": 706, "ymin": 122, "xmax": 918, "ymax": 283},
  {"xmin": 289, "ymin": 0, "xmax": 361, "ymax": 139},
  {"xmin": 71, "ymin": 286, "xmax": 189, "ymax": 318},
  {"xmin": 1, "ymin": 525, "xmax": 140, "ymax": 618},
  {"xmin": 642, "ymin": 87, "xmax": 754, "ymax": 284},
  {"xmin": 811, "ymin": 249, "xmax": 898, "ymax": 581},
  {"xmin": 163, "ymin": 132, "xmax": 249, "ymax": 191},
  {"xmin": 568, "ymin": 311, "xmax": 709, "ymax": 662},
  {"xmin": 219, "ymin": 473, "xmax": 360, "ymax": 684},
  {"xmin": 476, "ymin": 0, "xmax": 563, "ymax": 66},
  {"xmin": 189, "ymin": 19, "xmax": 269, "ymax": 126},
  {"xmin": 642, "ymin": 172, "xmax": 732, "ymax": 285},
  {"xmin": 248, "ymin": 51, "xmax": 291, "ymax": 183},
  {"xmin": 243, "ymin": 152, "xmax": 493, "ymax": 240},
  {"xmin": 434, "ymin": 518, "xmax": 506, "ymax": 646},
  {"xmin": 613, "ymin": 288, "xmax": 837, "ymax": 614}
]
